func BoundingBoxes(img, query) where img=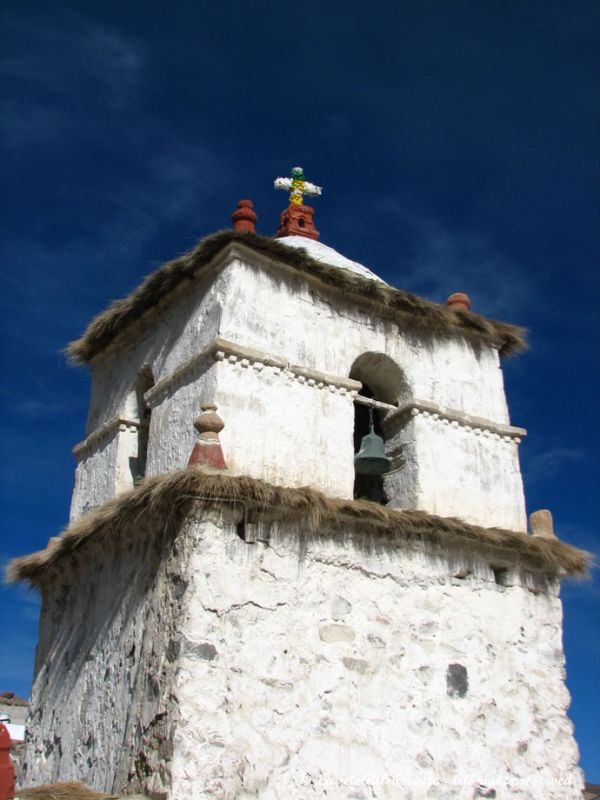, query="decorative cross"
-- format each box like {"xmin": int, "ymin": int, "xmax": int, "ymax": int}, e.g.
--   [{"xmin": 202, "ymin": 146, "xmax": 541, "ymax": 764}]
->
[{"xmin": 274, "ymin": 166, "xmax": 322, "ymax": 206}]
